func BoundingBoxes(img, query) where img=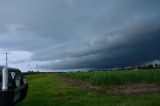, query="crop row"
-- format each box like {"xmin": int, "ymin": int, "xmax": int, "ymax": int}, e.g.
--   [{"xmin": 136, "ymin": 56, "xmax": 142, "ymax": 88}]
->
[{"xmin": 61, "ymin": 69, "xmax": 160, "ymax": 86}]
